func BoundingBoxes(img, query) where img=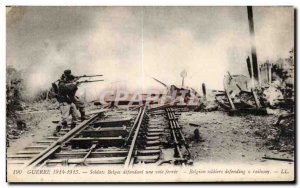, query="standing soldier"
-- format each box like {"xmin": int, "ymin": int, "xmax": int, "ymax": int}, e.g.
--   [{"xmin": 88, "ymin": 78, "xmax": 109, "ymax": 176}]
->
[
  {"xmin": 52, "ymin": 70, "xmax": 86, "ymax": 136},
  {"xmin": 59, "ymin": 70, "xmax": 87, "ymax": 121}
]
